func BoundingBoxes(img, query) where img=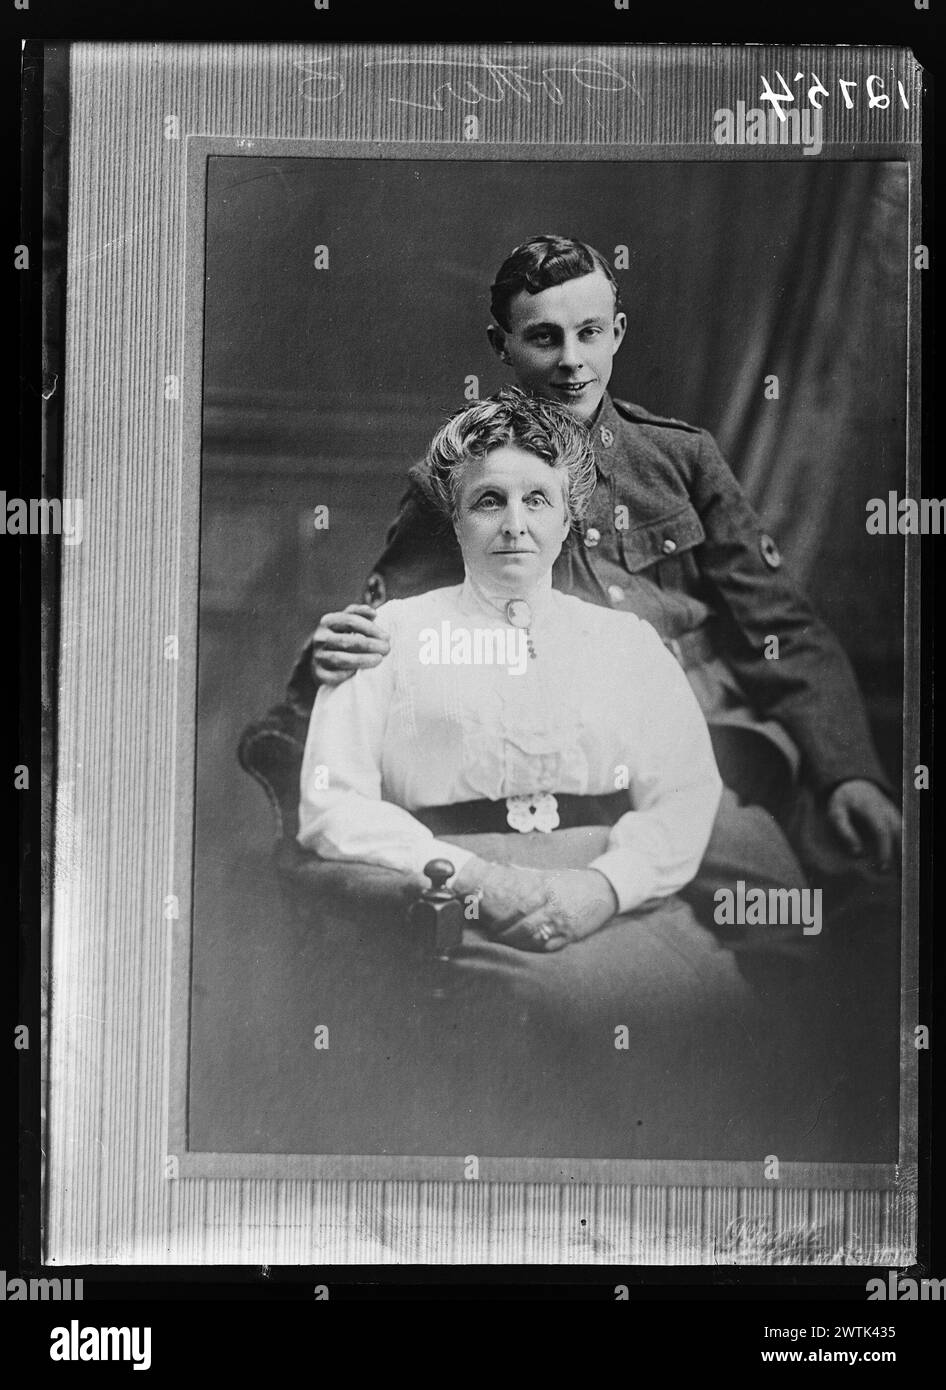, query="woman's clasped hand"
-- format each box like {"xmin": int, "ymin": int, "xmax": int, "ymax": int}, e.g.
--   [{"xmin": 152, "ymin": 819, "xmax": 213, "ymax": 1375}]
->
[{"xmin": 452, "ymin": 857, "xmax": 619, "ymax": 953}]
